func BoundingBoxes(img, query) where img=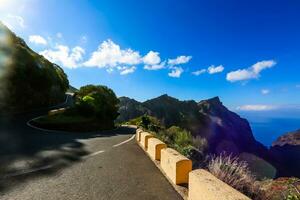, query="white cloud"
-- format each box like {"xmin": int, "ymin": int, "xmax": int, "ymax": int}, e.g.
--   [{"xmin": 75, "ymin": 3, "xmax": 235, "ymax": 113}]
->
[
  {"xmin": 252, "ymin": 60, "xmax": 276, "ymax": 74},
  {"xmin": 143, "ymin": 51, "xmax": 161, "ymax": 65},
  {"xmin": 36, "ymin": 38, "xmax": 192, "ymax": 77},
  {"xmin": 226, "ymin": 60, "xmax": 276, "ymax": 82},
  {"xmin": 192, "ymin": 69, "xmax": 206, "ymax": 76},
  {"xmin": 261, "ymin": 89, "xmax": 270, "ymax": 95},
  {"xmin": 192, "ymin": 64, "xmax": 224, "ymax": 76},
  {"xmin": 144, "ymin": 61, "xmax": 166, "ymax": 70},
  {"xmin": 236, "ymin": 104, "xmax": 276, "ymax": 111},
  {"xmin": 84, "ymin": 39, "xmax": 141, "ymax": 70},
  {"xmin": 227, "ymin": 69, "xmax": 254, "ymax": 82},
  {"xmin": 29, "ymin": 35, "xmax": 47, "ymax": 45},
  {"xmin": 40, "ymin": 45, "xmax": 85, "ymax": 68},
  {"xmin": 207, "ymin": 65, "xmax": 224, "ymax": 74},
  {"xmin": 119, "ymin": 66, "xmax": 136, "ymax": 75},
  {"xmin": 168, "ymin": 55, "xmax": 192, "ymax": 65},
  {"xmin": 168, "ymin": 67, "xmax": 183, "ymax": 78},
  {"xmin": 2, "ymin": 14, "xmax": 25, "ymax": 29}
]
